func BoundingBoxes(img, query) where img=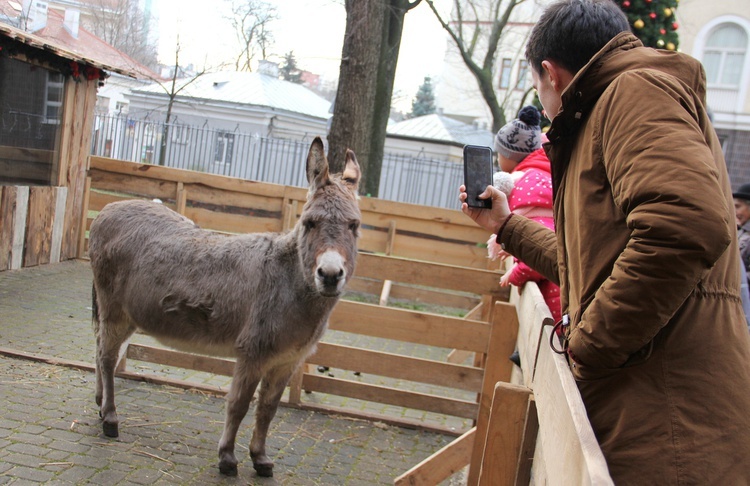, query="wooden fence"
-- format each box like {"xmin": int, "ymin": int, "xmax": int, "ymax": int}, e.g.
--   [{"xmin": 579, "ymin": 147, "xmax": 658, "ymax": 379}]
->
[{"xmin": 80, "ymin": 156, "xmax": 611, "ymax": 484}]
